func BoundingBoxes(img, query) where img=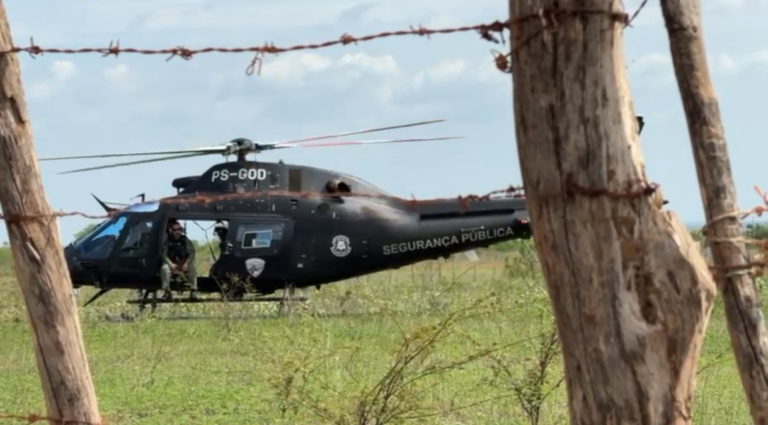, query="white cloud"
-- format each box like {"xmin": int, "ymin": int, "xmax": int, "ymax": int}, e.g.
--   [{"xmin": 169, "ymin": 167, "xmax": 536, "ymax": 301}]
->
[
  {"xmin": 630, "ymin": 53, "xmax": 670, "ymax": 73},
  {"xmin": 717, "ymin": 53, "xmax": 740, "ymax": 75},
  {"xmin": 83, "ymin": 0, "xmax": 357, "ymax": 31},
  {"xmin": 256, "ymin": 52, "xmax": 405, "ymax": 106},
  {"xmin": 410, "ymin": 59, "xmax": 467, "ymax": 91},
  {"xmin": 625, "ymin": 49, "xmax": 768, "ymax": 84},
  {"xmin": 424, "ymin": 59, "xmax": 465, "ymax": 83},
  {"xmin": 707, "ymin": 0, "xmax": 745, "ymax": 12},
  {"xmin": 258, "ymin": 53, "xmax": 334, "ymax": 86},
  {"xmin": 702, "ymin": 50, "xmax": 768, "ymax": 75},
  {"xmin": 337, "ymin": 53, "xmax": 399, "ymax": 76},
  {"xmin": 741, "ymin": 50, "xmax": 768, "ymax": 67},
  {"xmin": 258, "ymin": 52, "xmax": 401, "ymax": 94},
  {"xmin": 345, "ymin": 0, "xmax": 509, "ymax": 25},
  {"xmin": 51, "ymin": 60, "xmax": 77, "ymax": 81},
  {"xmin": 627, "ymin": 53, "xmax": 676, "ymax": 85},
  {"xmin": 104, "ymin": 64, "xmax": 130, "ymax": 82},
  {"xmin": 103, "ymin": 64, "xmax": 139, "ymax": 93},
  {"xmin": 625, "ymin": 47, "xmax": 768, "ymax": 80},
  {"xmin": 28, "ymin": 60, "xmax": 77, "ymax": 100}
]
